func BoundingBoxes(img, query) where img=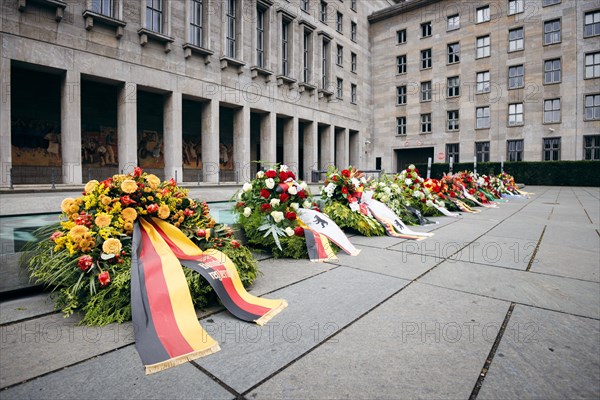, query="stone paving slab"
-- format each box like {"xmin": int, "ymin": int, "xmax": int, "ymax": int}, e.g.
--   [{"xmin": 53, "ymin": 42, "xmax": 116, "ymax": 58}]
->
[
  {"xmin": 196, "ymin": 266, "xmax": 409, "ymax": 394},
  {"xmin": 459, "ymin": 235, "xmax": 538, "ymax": 271},
  {"xmin": 342, "ymin": 234, "xmax": 408, "ymax": 249},
  {"xmin": 487, "ymin": 220, "xmax": 546, "ymax": 241},
  {"xmin": 247, "ymin": 283, "xmax": 510, "ymax": 400},
  {"xmin": 420, "ymin": 260, "xmax": 600, "ymax": 319},
  {"xmin": 0, "ymin": 293, "xmax": 57, "ymax": 324},
  {"xmin": 530, "ymin": 242, "xmax": 600, "ymax": 282},
  {"xmin": 1, "ymin": 345, "xmax": 234, "ymax": 400},
  {"xmin": 541, "ymin": 224, "xmax": 600, "ymax": 251},
  {"xmin": 479, "ymin": 305, "xmax": 600, "ymax": 400}
]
